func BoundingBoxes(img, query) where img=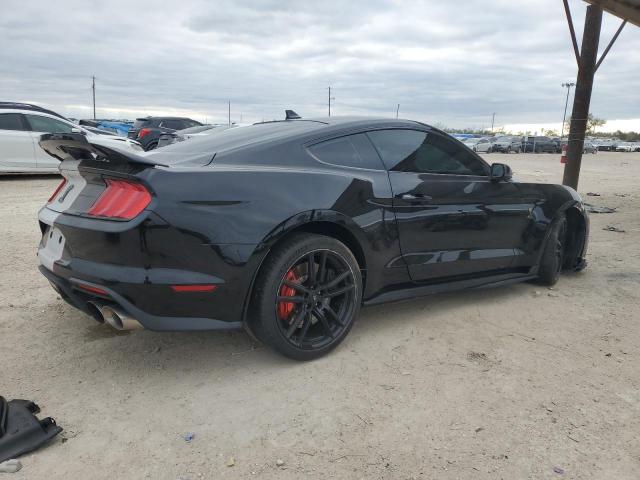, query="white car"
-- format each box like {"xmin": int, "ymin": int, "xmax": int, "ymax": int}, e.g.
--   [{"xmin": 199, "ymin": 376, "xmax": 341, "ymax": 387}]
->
[
  {"xmin": 0, "ymin": 105, "xmax": 143, "ymax": 173},
  {"xmin": 473, "ymin": 137, "xmax": 495, "ymax": 153},
  {"xmin": 615, "ymin": 142, "xmax": 634, "ymax": 152}
]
